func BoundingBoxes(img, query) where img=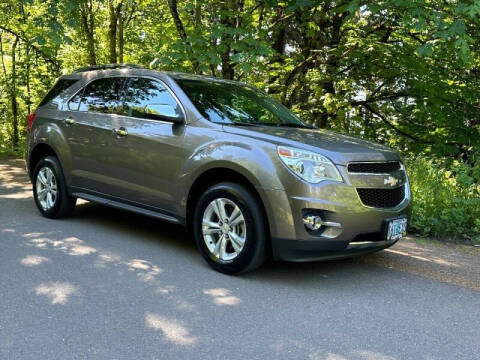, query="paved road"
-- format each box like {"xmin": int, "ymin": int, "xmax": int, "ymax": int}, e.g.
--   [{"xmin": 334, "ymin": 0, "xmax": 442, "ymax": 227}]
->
[{"xmin": 1, "ymin": 159, "xmax": 479, "ymax": 360}]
